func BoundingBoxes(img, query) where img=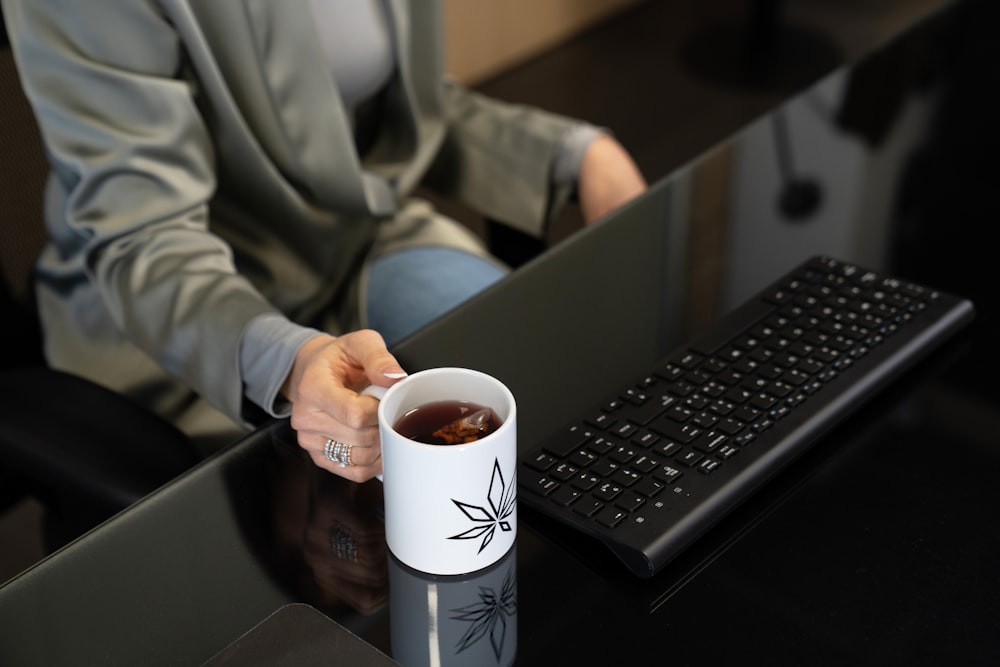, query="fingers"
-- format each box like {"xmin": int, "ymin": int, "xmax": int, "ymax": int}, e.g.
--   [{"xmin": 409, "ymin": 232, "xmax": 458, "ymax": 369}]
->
[
  {"xmin": 331, "ymin": 329, "xmax": 407, "ymax": 390},
  {"xmin": 288, "ymin": 332, "xmax": 383, "ymax": 430},
  {"xmin": 306, "ymin": 434, "xmax": 383, "ymax": 483},
  {"xmin": 285, "ymin": 329, "xmax": 405, "ymax": 482},
  {"xmin": 293, "ymin": 393, "xmax": 383, "ymax": 482},
  {"xmin": 292, "ymin": 383, "xmax": 380, "ymax": 436}
]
